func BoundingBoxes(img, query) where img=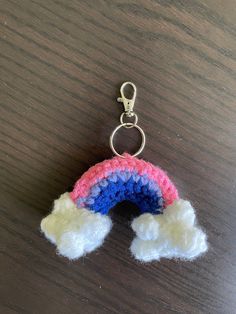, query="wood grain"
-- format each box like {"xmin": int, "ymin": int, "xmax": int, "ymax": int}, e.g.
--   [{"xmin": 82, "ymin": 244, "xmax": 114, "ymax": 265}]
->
[{"xmin": 0, "ymin": 1, "xmax": 236, "ymax": 313}]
